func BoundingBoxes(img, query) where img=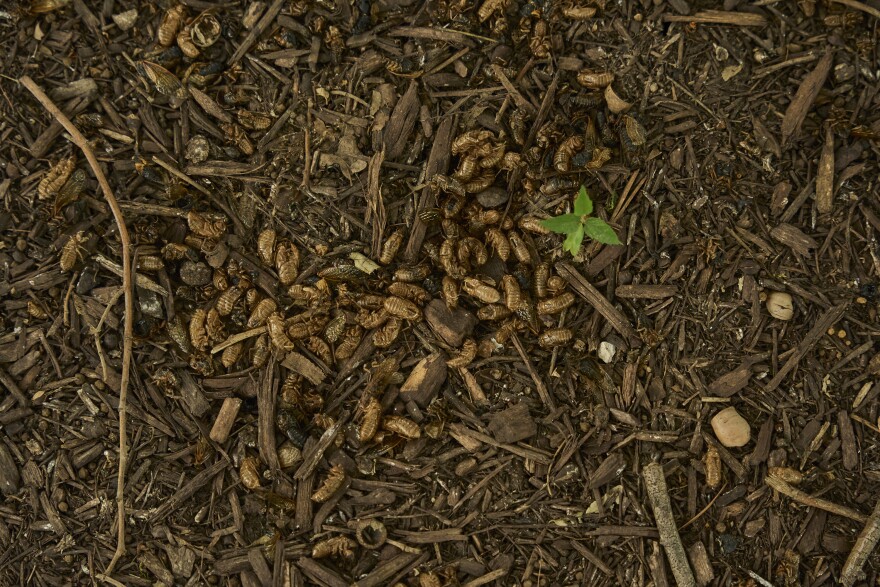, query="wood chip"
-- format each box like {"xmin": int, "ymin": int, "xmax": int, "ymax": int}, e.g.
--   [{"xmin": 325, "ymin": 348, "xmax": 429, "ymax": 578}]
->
[
  {"xmin": 780, "ymin": 52, "xmax": 833, "ymax": 146},
  {"xmin": 816, "ymin": 125, "xmax": 835, "ymax": 214}
]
